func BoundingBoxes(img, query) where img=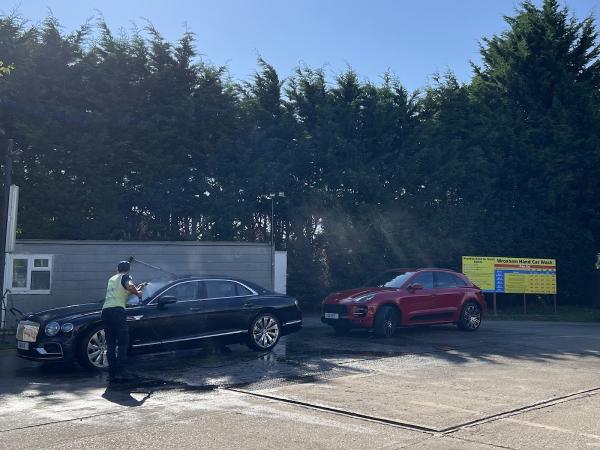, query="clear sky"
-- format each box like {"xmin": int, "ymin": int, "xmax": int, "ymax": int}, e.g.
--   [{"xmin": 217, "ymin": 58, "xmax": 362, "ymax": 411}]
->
[{"xmin": 3, "ymin": 0, "xmax": 599, "ymax": 91}]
